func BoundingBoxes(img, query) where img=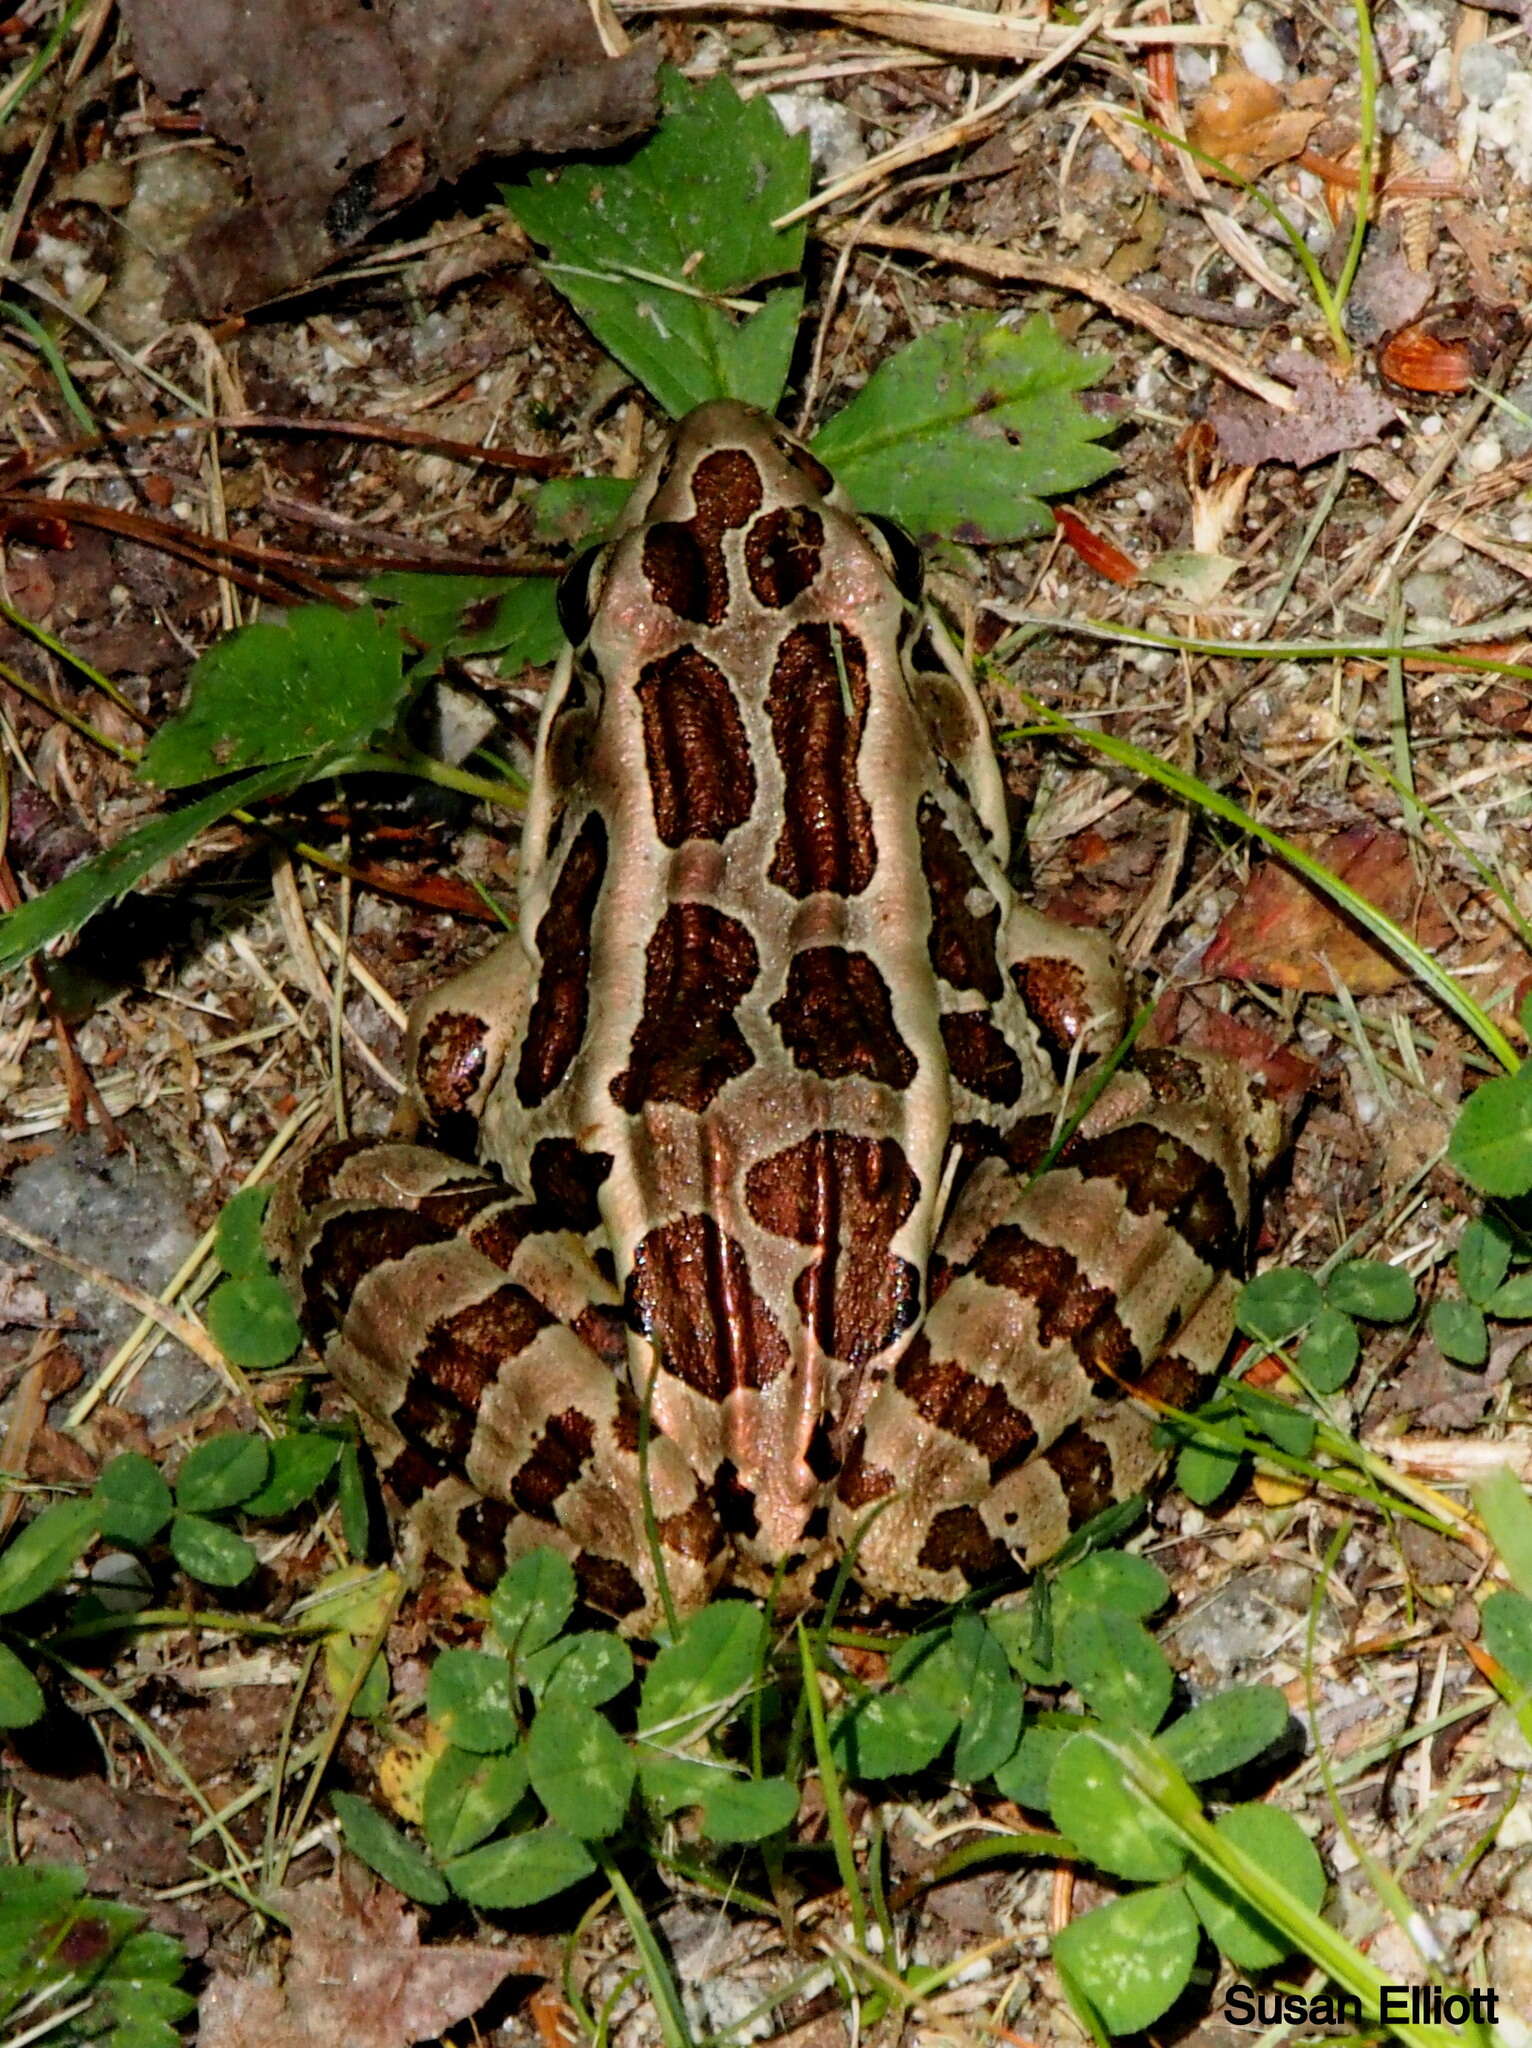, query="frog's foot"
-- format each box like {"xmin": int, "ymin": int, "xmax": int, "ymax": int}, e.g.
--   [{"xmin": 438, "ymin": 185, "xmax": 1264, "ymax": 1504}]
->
[
  {"xmin": 269, "ymin": 1138, "xmax": 724, "ymax": 1634},
  {"xmin": 833, "ymin": 1051, "xmax": 1281, "ymax": 1602}
]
